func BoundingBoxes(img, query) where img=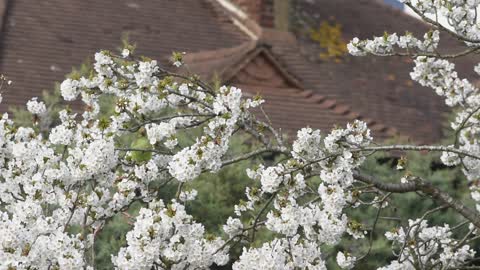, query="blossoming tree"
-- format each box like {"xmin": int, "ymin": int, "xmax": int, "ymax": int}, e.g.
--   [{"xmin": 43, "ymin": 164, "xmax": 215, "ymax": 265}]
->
[{"xmin": 2, "ymin": 1, "xmax": 480, "ymax": 269}]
